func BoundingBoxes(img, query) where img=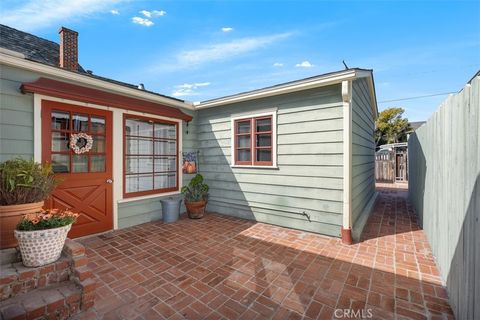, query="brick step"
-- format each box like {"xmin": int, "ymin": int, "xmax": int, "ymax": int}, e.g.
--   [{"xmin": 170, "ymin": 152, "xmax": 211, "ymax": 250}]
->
[
  {"xmin": 0, "ymin": 240, "xmax": 96, "ymax": 318},
  {"xmin": 0, "ymin": 282, "xmax": 82, "ymax": 320},
  {"xmin": 1, "ymin": 256, "xmax": 72, "ymax": 301}
]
